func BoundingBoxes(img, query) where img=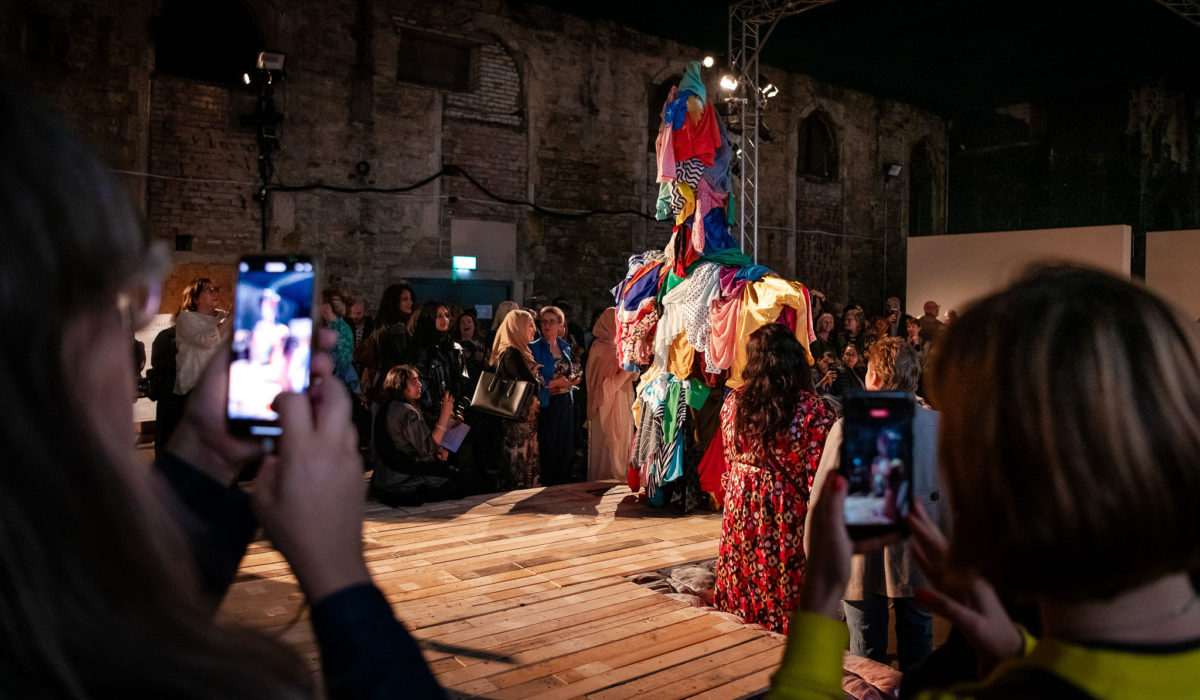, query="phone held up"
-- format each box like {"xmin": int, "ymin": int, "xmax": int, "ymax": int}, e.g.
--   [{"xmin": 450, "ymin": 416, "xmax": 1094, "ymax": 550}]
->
[
  {"xmin": 226, "ymin": 254, "xmax": 316, "ymax": 437},
  {"xmin": 838, "ymin": 391, "xmax": 915, "ymax": 541}
]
